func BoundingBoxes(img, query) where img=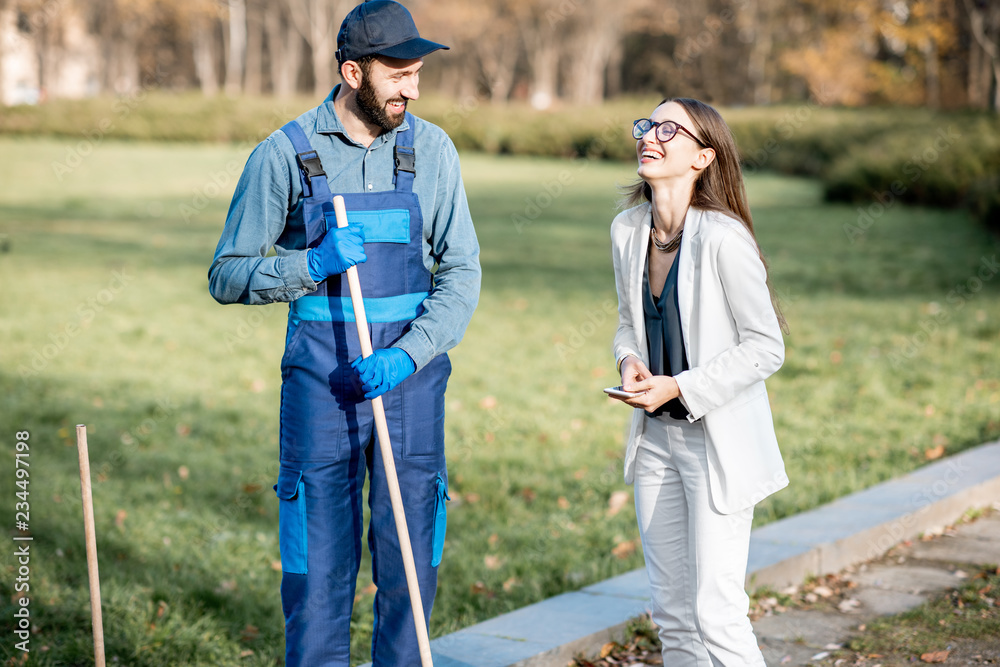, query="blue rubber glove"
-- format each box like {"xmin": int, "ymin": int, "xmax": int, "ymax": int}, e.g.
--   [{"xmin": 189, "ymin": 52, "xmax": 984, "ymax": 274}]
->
[
  {"xmin": 351, "ymin": 348, "xmax": 416, "ymax": 399},
  {"xmin": 307, "ymin": 222, "xmax": 366, "ymax": 281}
]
